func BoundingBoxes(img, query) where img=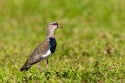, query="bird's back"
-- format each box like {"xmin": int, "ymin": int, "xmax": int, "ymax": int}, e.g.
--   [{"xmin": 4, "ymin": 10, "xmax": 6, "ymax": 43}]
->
[{"xmin": 20, "ymin": 39, "xmax": 50, "ymax": 71}]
